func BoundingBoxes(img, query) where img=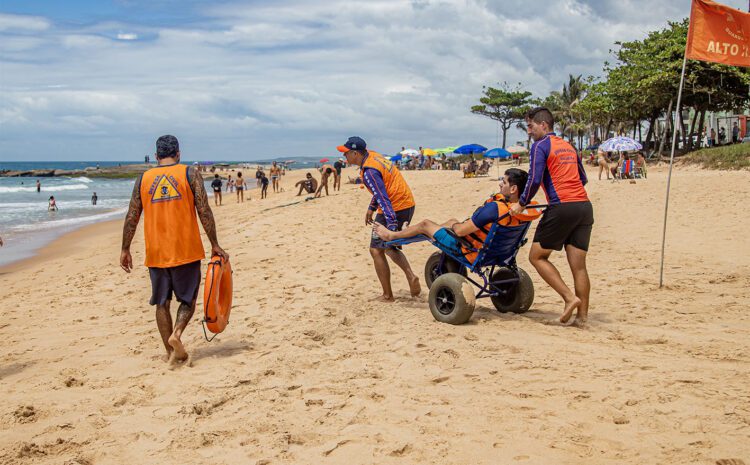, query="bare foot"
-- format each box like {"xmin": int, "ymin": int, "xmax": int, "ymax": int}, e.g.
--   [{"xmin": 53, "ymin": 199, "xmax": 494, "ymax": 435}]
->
[
  {"xmin": 408, "ymin": 275, "xmax": 421, "ymax": 297},
  {"xmin": 370, "ymin": 294, "xmax": 395, "ymax": 303},
  {"xmin": 559, "ymin": 296, "xmax": 582, "ymax": 323},
  {"xmin": 570, "ymin": 318, "xmax": 589, "ymax": 329},
  {"xmin": 168, "ymin": 334, "xmax": 188, "ymax": 362},
  {"xmin": 373, "ymin": 223, "xmax": 395, "ymax": 241}
]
